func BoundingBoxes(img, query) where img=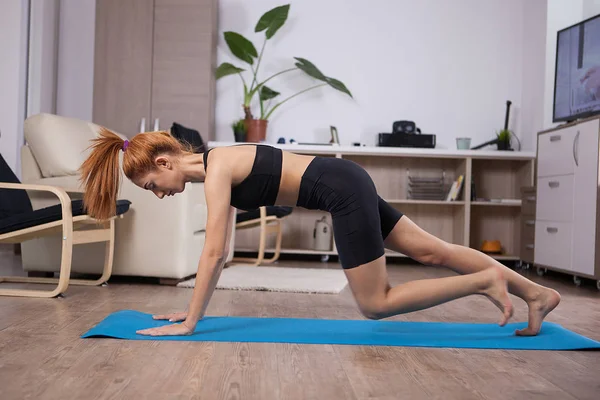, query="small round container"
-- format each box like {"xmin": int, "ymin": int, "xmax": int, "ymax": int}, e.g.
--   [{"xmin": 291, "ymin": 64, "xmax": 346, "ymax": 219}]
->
[{"xmin": 456, "ymin": 137, "xmax": 471, "ymax": 150}]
